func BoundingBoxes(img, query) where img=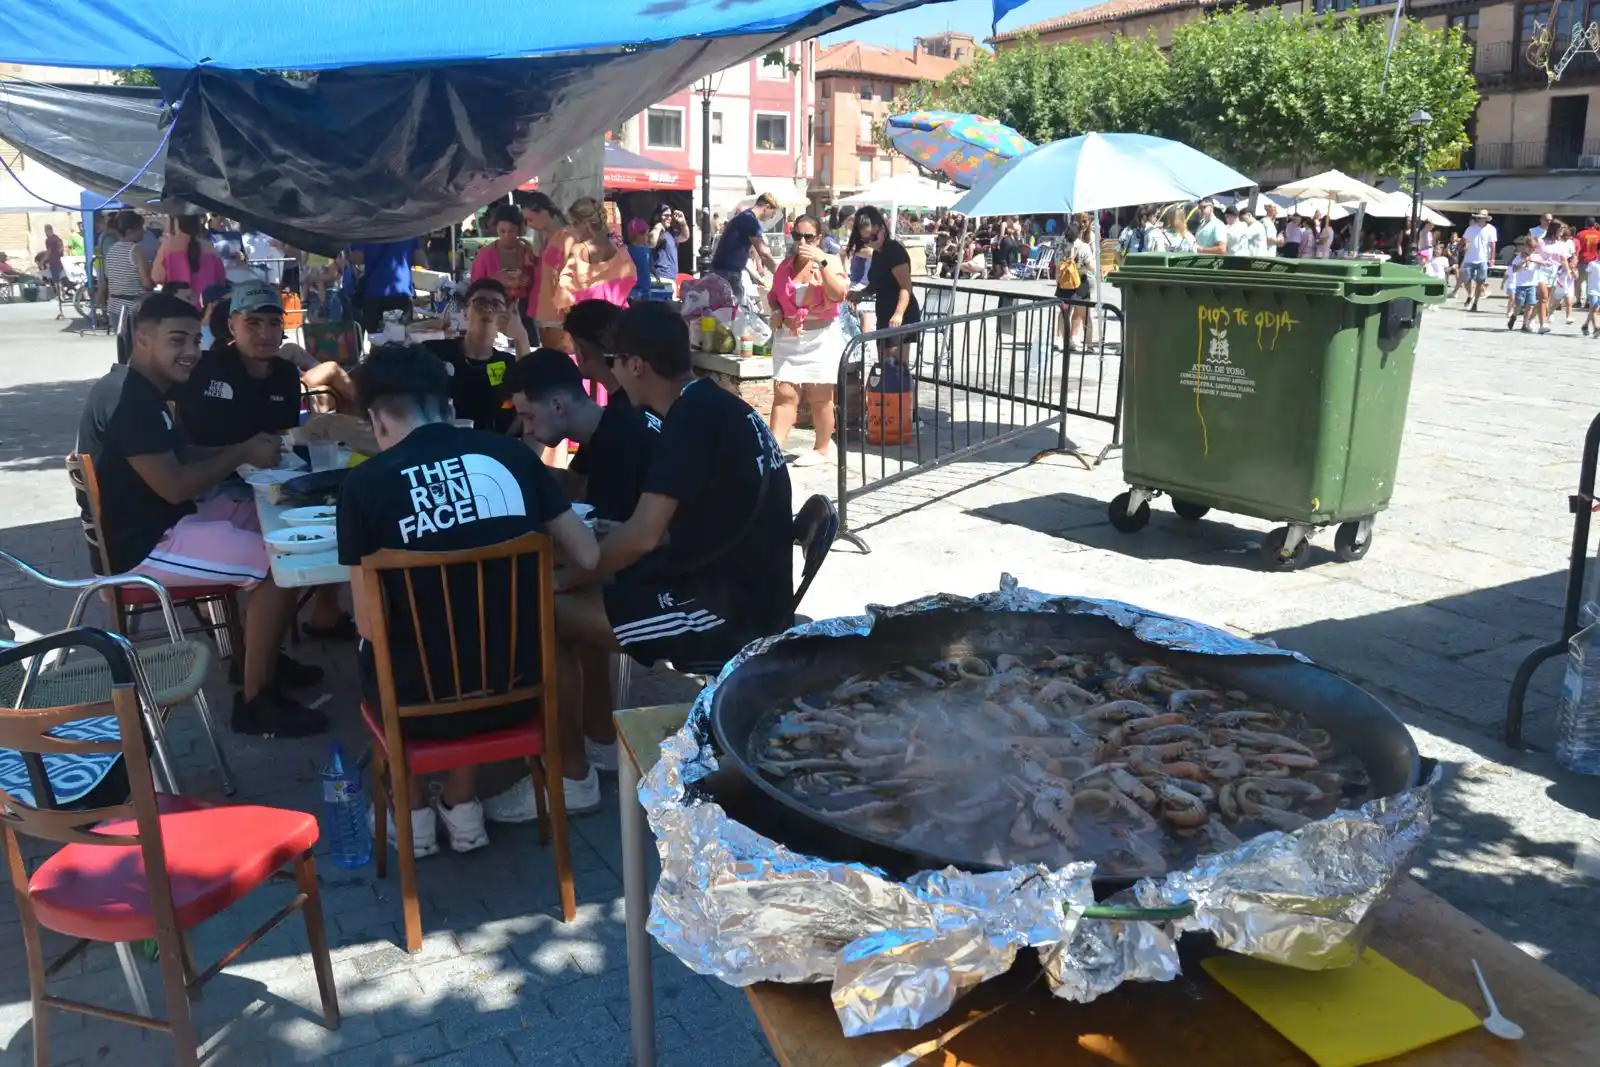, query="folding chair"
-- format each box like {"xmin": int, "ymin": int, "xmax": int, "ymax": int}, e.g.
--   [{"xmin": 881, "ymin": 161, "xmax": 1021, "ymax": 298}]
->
[
  {"xmin": 0, "ymin": 550, "xmax": 234, "ymax": 795},
  {"xmin": 68, "ymin": 453, "xmax": 245, "ymax": 663},
  {"xmin": 358, "ymin": 531, "xmax": 575, "ymax": 952},
  {"xmin": 0, "ymin": 626, "xmax": 338, "ymax": 1067}
]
